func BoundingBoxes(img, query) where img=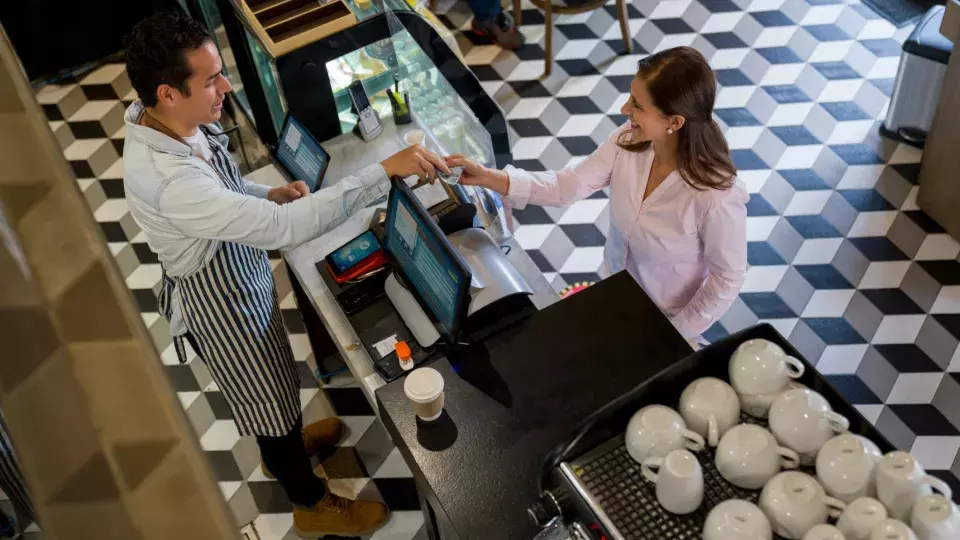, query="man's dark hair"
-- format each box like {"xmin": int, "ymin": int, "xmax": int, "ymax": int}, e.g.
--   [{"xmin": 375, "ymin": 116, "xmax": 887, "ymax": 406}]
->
[{"xmin": 124, "ymin": 11, "xmax": 212, "ymax": 108}]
